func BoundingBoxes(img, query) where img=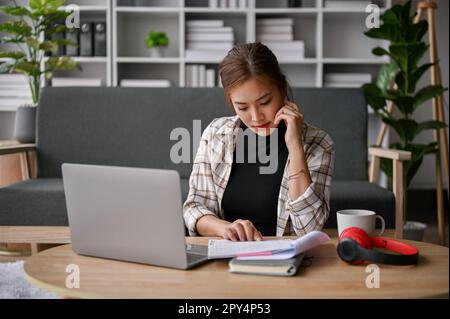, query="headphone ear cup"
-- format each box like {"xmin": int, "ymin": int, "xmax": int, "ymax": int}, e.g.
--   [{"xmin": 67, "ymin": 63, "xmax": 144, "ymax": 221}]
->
[
  {"xmin": 337, "ymin": 238, "xmax": 363, "ymax": 265},
  {"xmin": 338, "ymin": 227, "xmax": 372, "ymax": 265}
]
